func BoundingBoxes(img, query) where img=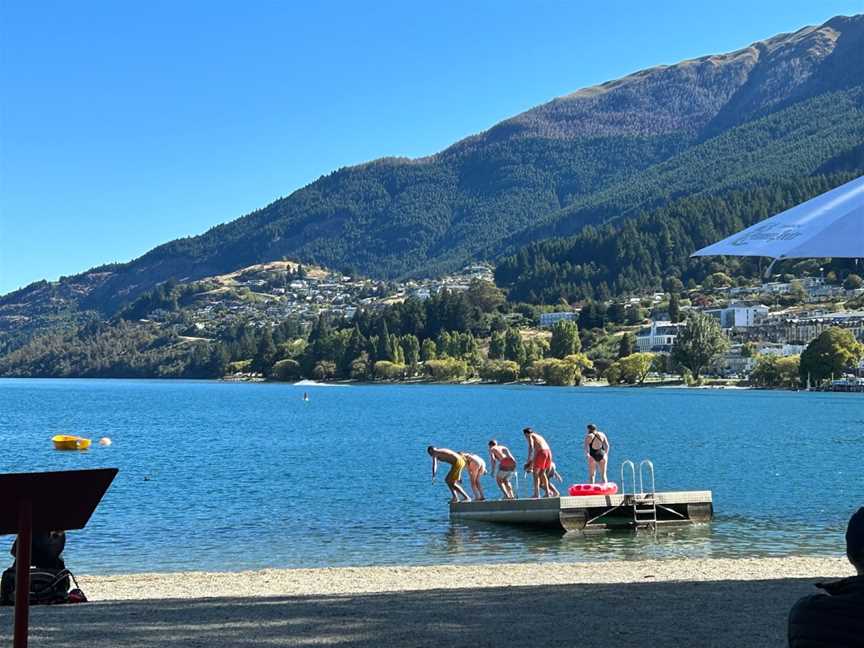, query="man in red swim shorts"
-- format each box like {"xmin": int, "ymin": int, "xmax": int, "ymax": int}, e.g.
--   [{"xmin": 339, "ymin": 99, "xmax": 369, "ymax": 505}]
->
[{"xmin": 522, "ymin": 427, "xmax": 555, "ymax": 498}]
